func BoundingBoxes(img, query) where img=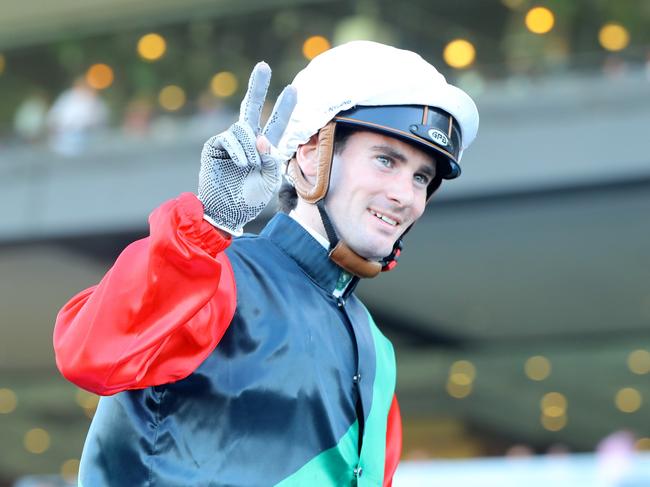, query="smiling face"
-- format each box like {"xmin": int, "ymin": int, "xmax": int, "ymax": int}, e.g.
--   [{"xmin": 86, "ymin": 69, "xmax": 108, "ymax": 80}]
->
[{"xmin": 324, "ymin": 129, "xmax": 436, "ymax": 261}]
